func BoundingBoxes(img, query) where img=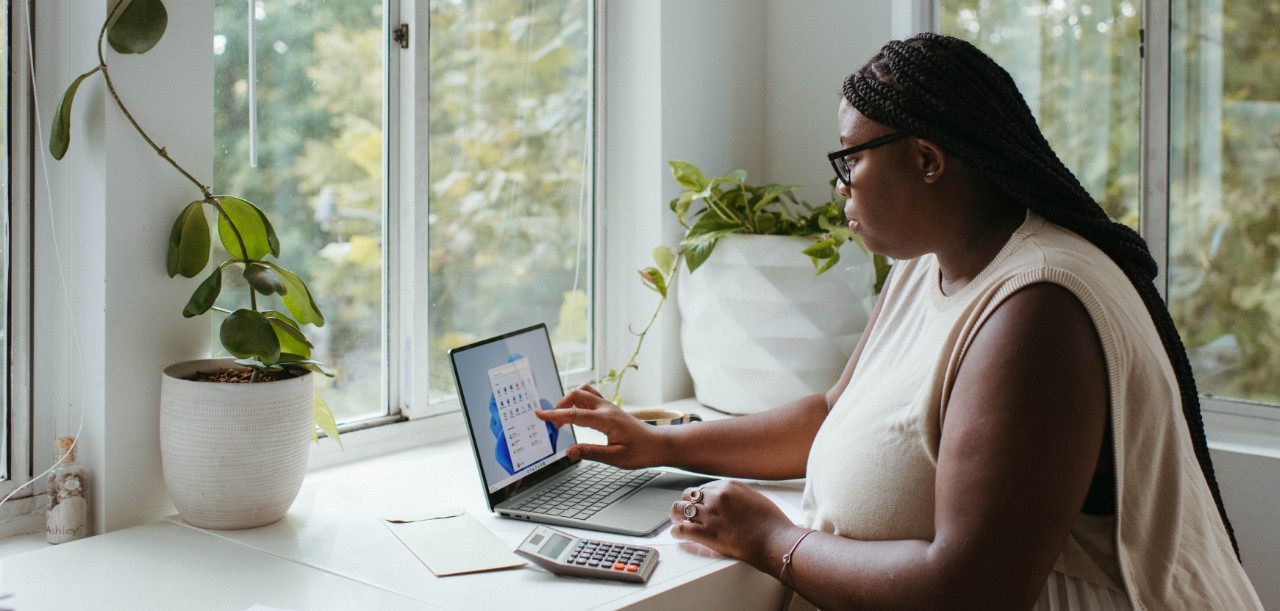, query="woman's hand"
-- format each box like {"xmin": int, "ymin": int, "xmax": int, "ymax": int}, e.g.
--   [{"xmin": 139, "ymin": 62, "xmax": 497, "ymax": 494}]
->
[
  {"xmin": 670, "ymin": 479, "xmax": 799, "ymax": 567},
  {"xmin": 534, "ymin": 384, "xmax": 669, "ymax": 469}
]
